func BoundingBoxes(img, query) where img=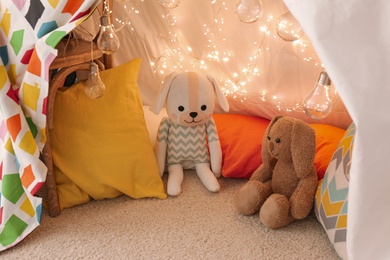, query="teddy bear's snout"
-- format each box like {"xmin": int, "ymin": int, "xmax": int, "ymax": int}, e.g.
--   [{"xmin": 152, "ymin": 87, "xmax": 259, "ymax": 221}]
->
[{"xmin": 190, "ymin": 112, "xmax": 198, "ymax": 118}]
